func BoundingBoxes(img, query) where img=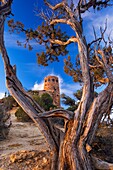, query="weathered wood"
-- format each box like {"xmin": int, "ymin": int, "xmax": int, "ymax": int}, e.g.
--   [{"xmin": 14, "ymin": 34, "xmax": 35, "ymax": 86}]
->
[{"xmin": 92, "ymin": 156, "xmax": 113, "ymax": 170}]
